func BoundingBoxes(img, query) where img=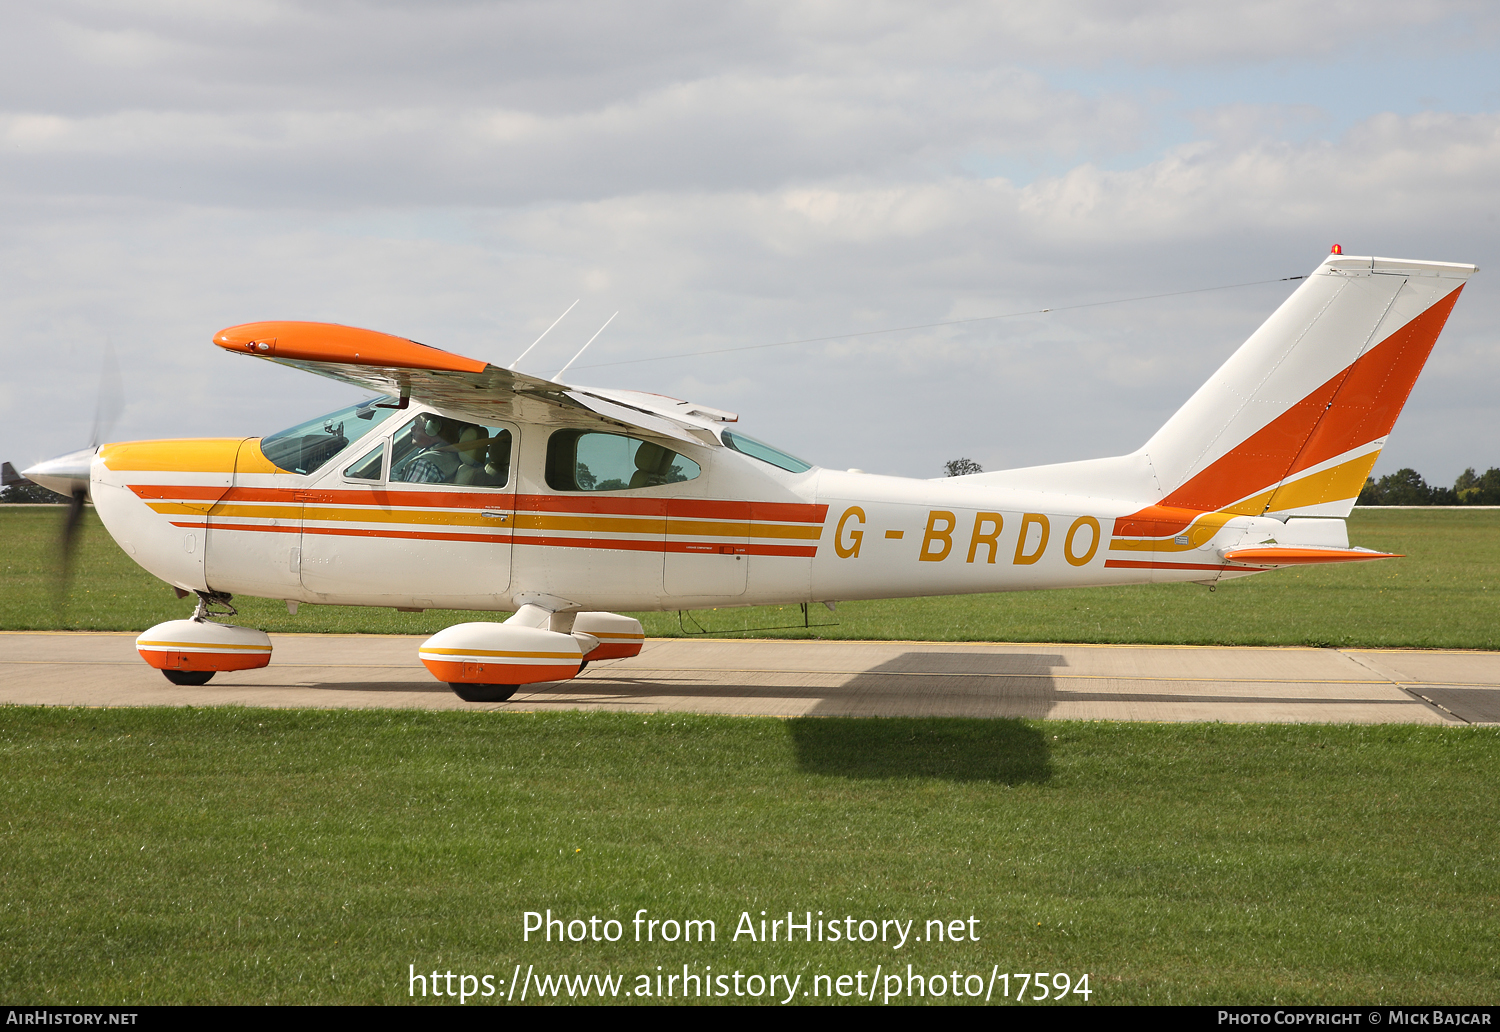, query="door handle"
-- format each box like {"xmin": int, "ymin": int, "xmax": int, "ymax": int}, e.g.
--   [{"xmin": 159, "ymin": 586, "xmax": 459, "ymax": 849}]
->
[{"xmin": 481, "ymin": 511, "xmax": 510, "ymax": 521}]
